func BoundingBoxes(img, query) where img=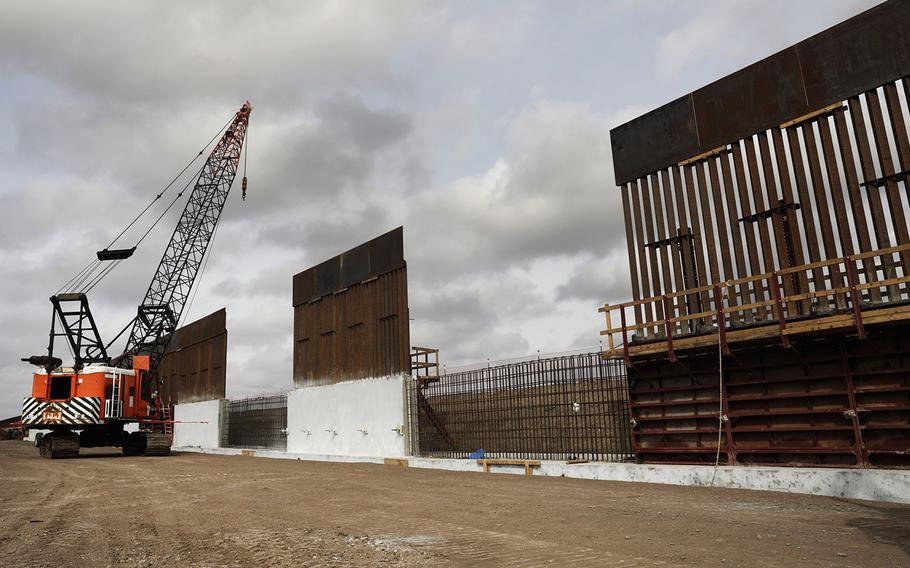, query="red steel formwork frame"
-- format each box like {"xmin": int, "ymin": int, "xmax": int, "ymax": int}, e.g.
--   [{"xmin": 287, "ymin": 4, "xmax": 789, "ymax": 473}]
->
[{"xmin": 625, "ymin": 325, "xmax": 910, "ymax": 468}]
